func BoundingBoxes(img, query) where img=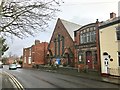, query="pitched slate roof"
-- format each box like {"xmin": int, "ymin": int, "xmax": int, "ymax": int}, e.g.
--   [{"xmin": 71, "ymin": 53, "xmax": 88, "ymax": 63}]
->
[
  {"xmin": 60, "ymin": 19, "xmax": 81, "ymax": 39},
  {"xmin": 99, "ymin": 17, "xmax": 120, "ymax": 29}
]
